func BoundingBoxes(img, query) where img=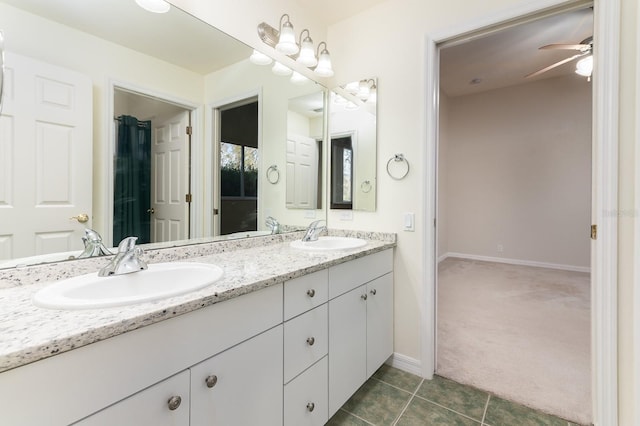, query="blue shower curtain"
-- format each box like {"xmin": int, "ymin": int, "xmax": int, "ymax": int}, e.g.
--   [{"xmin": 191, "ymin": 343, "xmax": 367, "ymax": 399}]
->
[{"xmin": 113, "ymin": 115, "xmax": 151, "ymax": 244}]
